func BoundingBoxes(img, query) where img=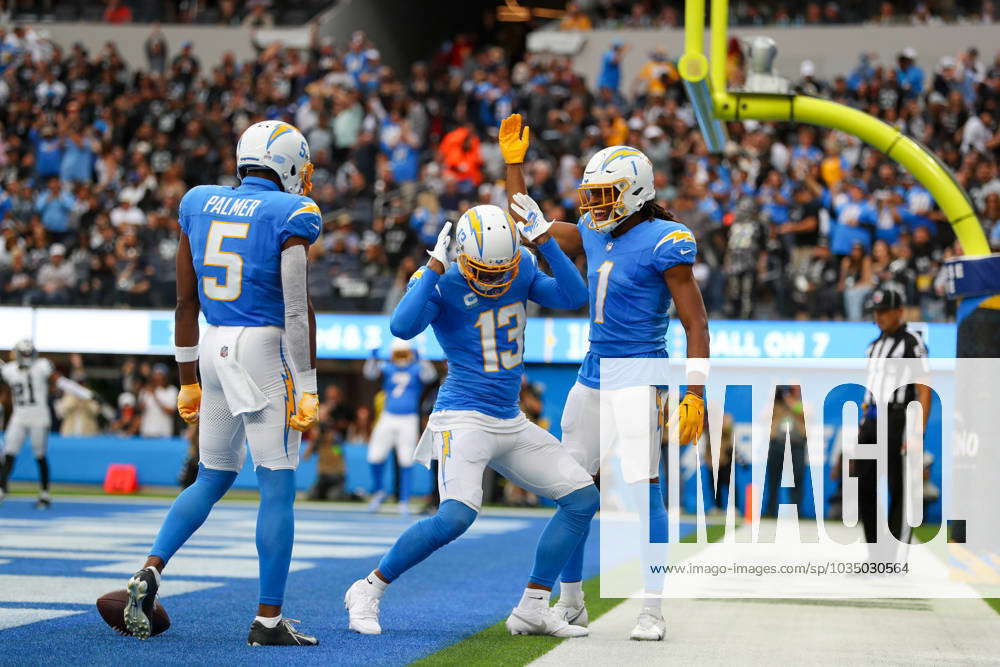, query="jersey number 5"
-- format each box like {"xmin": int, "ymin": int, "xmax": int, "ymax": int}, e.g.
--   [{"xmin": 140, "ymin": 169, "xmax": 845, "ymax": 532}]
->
[
  {"xmin": 203, "ymin": 221, "xmax": 250, "ymax": 301},
  {"xmin": 474, "ymin": 302, "xmax": 526, "ymax": 372}
]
